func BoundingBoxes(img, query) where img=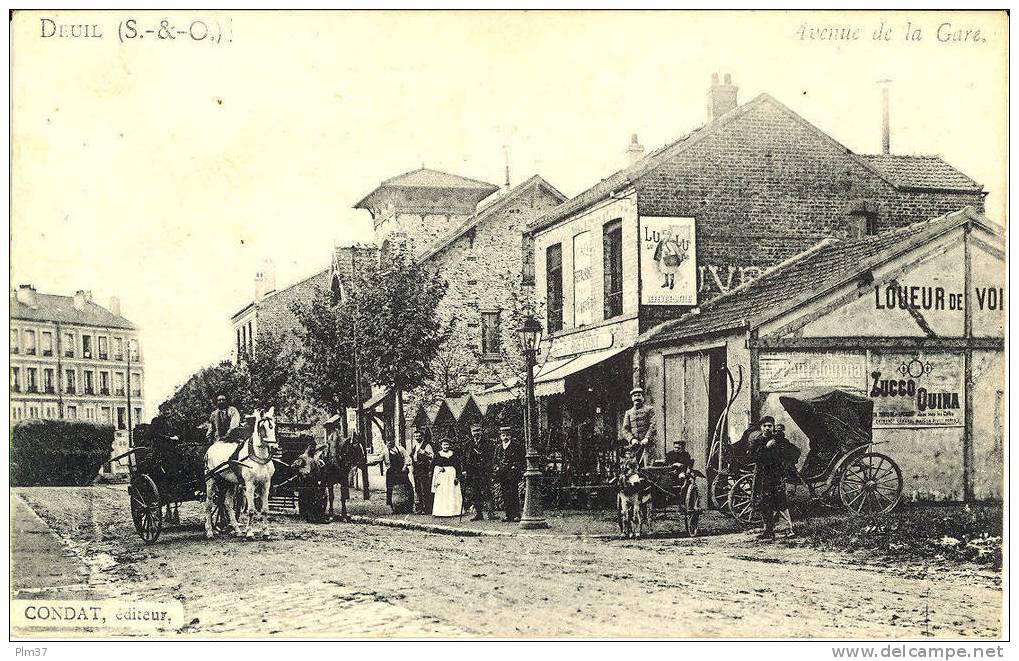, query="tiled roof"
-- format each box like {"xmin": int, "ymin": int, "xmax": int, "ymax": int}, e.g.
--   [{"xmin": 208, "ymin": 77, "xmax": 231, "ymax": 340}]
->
[
  {"xmin": 11, "ymin": 292, "xmax": 137, "ymax": 330},
  {"xmin": 354, "ymin": 168, "xmax": 499, "ymax": 209},
  {"xmin": 230, "ymin": 268, "xmax": 328, "ymax": 321},
  {"xmin": 637, "ymin": 207, "xmax": 994, "ymax": 347},
  {"xmin": 416, "ymin": 175, "xmax": 567, "ymax": 263},
  {"xmin": 860, "ymin": 154, "xmax": 983, "ymax": 192}
]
